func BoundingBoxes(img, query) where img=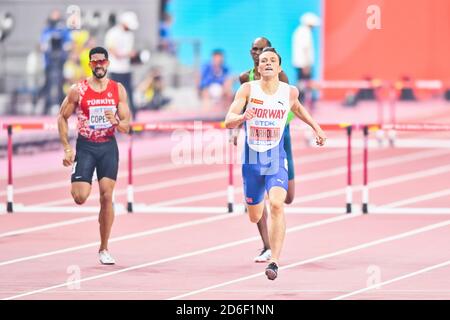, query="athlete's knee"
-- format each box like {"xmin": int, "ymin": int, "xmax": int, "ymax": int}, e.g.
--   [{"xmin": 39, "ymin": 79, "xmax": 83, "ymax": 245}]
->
[
  {"xmin": 249, "ymin": 214, "xmax": 261, "ymax": 224},
  {"xmin": 270, "ymin": 199, "xmax": 284, "ymax": 213},
  {"xmin": 248, "ymin": 206, "xmax": 263, "ymax": 223},
  {"xmin": 73, "ymin": 196, "xmax": 86, "ymax": 205},
  {"xmin": 72, "ymin": 191, "xmax": 88, "ymax": 205},
  {"xmin": 99, "ymin": 190, "xmax": 113, "ymax": 204}
]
